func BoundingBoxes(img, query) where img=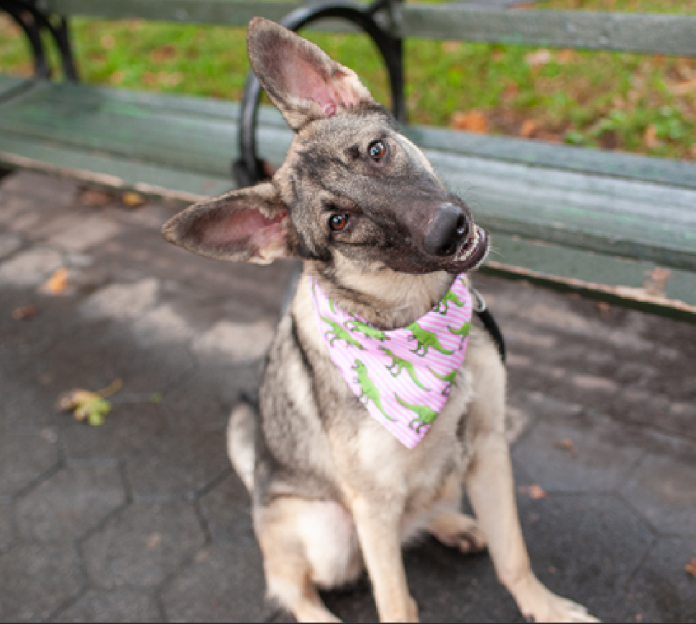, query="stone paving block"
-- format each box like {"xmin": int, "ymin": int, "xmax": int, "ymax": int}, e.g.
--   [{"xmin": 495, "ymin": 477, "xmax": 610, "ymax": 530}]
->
[
  {"xmin": 82, "ymin": 502, "xmax": 205, "ymax": 589},
  {"xmin": 627, "ymin": 537, "xmax": 696, "ymax": 623},
  {"xmin": 620, "ymin": 442, "xmax": 696, "ymax": 536},
  {"xmin": 16, "ymin": 465, "xmax": 126, "ymax": 543},
  {"xmin": 47, "ymin": 214, "xmax": 124, "ymax": 253},
  {"xmin": 517, "ymin": 493, "xmax": 655, "ymax": 621},
  {"xmin": 199, "ymin": 474, "xmax": 253, "ymax": 546},
  {"xmin": 0, "ymin": 232, "xmax": 21, "ymax": 258},
  {"xmin": 0, "ymin": 543, "xmax": 84, "ymax": 622},
  {"xmin": 0, "ymin": 432, "xmax": 59, "ymax": 497},
  {"xmin": 131, "ymin": 302, "xmax": 196, "ymax": 348},
  {"xmin": 80, "ymin": 278, "xmax": 160, "ymax": 321},
  {"xmin": 511, "ymin": 410, "xmax": 644, "ymax": 492},
  {"xmin": 0, "ymin": 502, "xmax": 15, "ymax": 552},
  {"xmin": 191, "ymin": 319, "xmax": 276, "ymax": 364},
  {"xmin": 160, "ymin": 544, "xmax": 269, "ymax": 623},
  {"xmin": 0, "ymin": 171, "xmax": 76, "ymax": 207},
  {"xmin": 0, "ymin": 245, "xmax": 64, "ymax": 287},
  {"xmin": 54, "ymin": 588, "xmax": 162, "ymax": 623},
  {"xmin": 61, "ymin": 405, "xmax": 229, "ymax": 500}
]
